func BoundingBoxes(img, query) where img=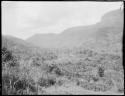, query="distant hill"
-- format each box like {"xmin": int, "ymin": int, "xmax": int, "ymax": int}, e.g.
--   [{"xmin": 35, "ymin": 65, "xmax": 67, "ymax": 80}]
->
[
  {"xmin": 26, "ymin": 24, "xmax": 98, "ymax": 49},
  {"xmin": 26, "ymin": 9, "xmax": 123, "ymax": 54},
  {"xmin": 2, "ymin": 35, "xmax": 45, "ymax": 59}
]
